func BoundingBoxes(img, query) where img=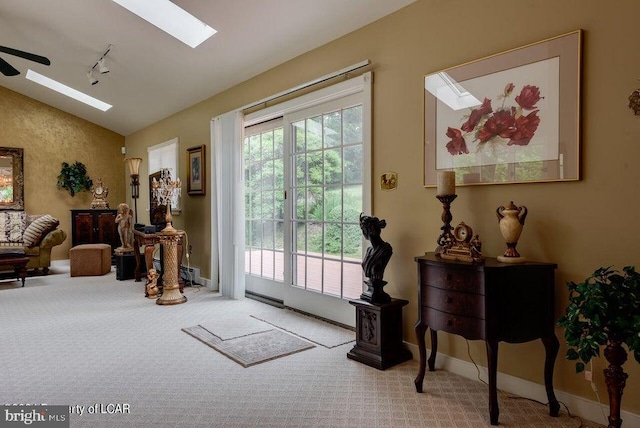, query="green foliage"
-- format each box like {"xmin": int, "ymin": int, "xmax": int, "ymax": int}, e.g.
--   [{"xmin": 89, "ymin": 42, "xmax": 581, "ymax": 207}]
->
[
  {"xmin": 57, "ymin": 161, "xmax": 93, "ymax": 197},
  {"xmin": 245, "ymin": 106, "xmax": 364, "ymax": 258},
  {"xmin": 0, "ymin": 186, "xmax": 13, "ymax": 202},
  {"xmin": 307, "ymin": 188, "xmax": 362, "ymax": 257},
  {"xmin": 557, "ymin": 266, "xmax": 640, "ymax": 373}
]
